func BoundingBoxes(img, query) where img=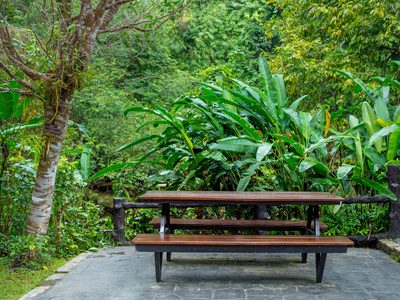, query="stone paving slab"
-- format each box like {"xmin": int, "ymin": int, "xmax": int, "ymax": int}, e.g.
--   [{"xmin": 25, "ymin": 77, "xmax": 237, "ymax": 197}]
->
[{"xmin": 24, "ymin": 246, "xmax": 400, "ymax": 300}]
